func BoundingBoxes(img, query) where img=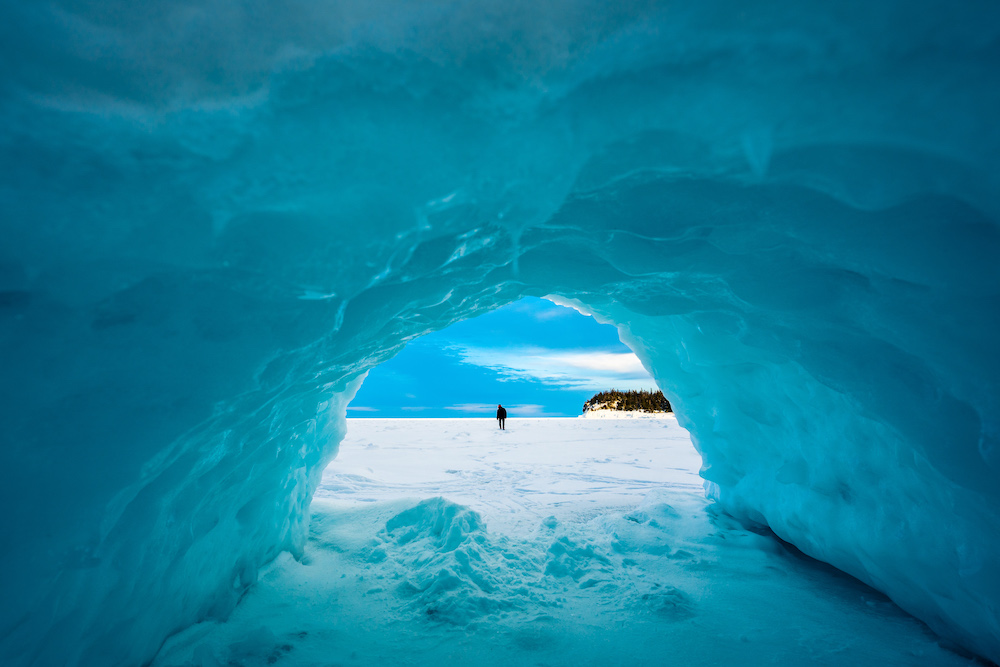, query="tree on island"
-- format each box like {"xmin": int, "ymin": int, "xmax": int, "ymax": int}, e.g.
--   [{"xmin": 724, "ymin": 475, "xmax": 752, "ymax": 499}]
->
[{"xmin": 582, "ymin": 389, "xmax": 672, "ymax": 413}]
